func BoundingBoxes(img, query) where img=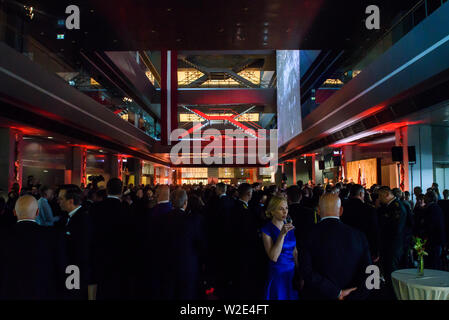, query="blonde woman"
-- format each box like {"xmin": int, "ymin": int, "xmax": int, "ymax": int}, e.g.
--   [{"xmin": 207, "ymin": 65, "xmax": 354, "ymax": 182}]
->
[{"xmin": 261, "ymin": 195, "xmax": 299, "ymax": 300}]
